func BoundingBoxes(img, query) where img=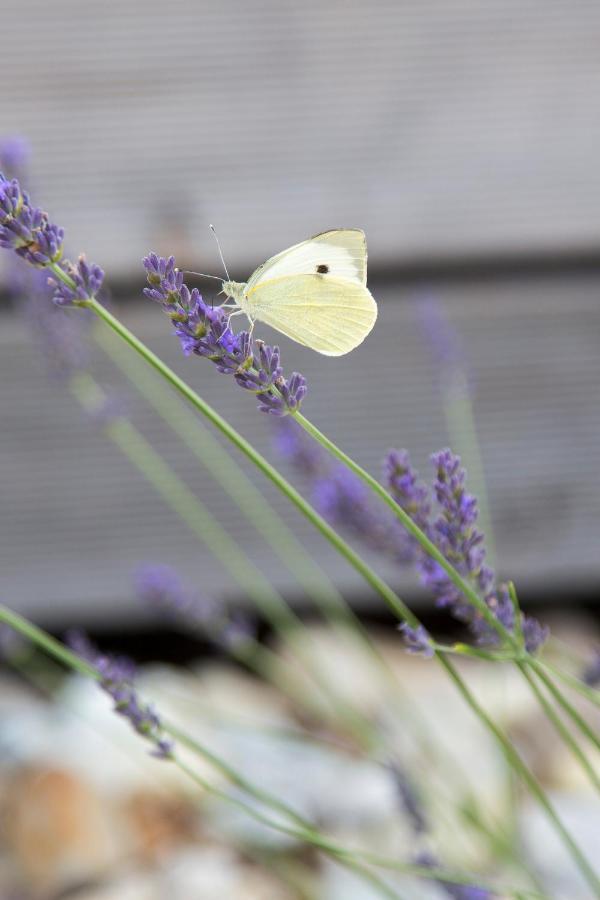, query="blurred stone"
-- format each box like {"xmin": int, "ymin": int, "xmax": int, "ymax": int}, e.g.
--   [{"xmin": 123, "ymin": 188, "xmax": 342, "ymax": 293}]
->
[
  {"xmin": 520, "ymin": 790, "xmax": 600, "ymax": 899},
  {"xmin": 159, "ymin": 846, "xmax": 295, "ymax": 898},
  {"xmin": 121, "ymin": 790, "xmax": 198, "ymax": 861},
  {"xmin": 3, "ymin": 765, "xmax": 121, "ymax": 894},
  {"xmin": 66, "ymin": 872, "xmax": 158, "ymax": 900}
]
